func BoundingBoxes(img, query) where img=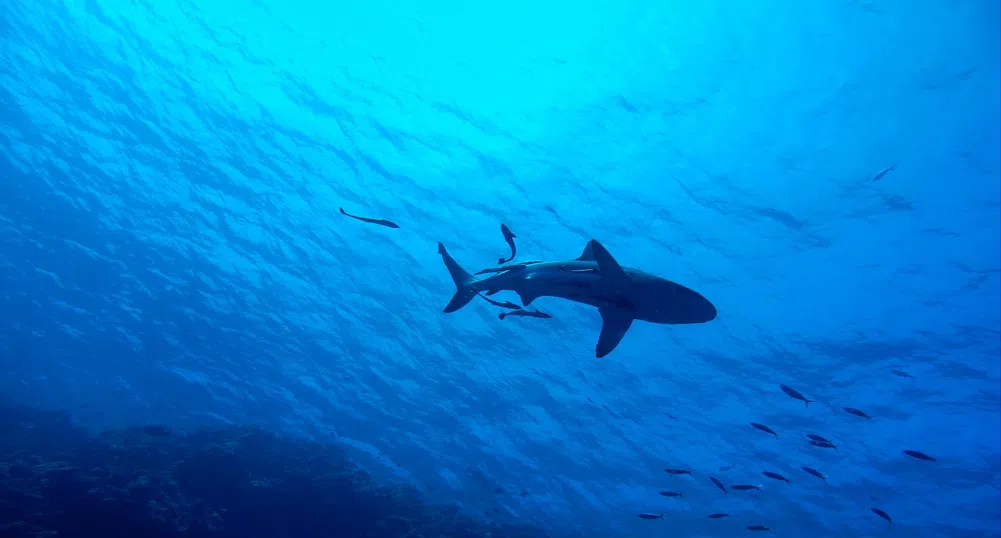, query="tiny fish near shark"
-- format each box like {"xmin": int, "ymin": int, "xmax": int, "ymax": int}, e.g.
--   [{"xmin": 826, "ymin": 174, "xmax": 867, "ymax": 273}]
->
[
  {"xmin": 872, "ymin": 163, "xmax": 897, "ymax": 182},
  {"xmin": 436, "ymin": 239, "xmax": 717, "ymax": 358},
  {"xmin": 499, "ymin": 309, "xmax": 552, "ymax": 321},
  {"xmin": 339, "ymin": 207, "xmax": 400, "ymax": 229},
  {"xmin": 497, "ymin": 223, "xmax": 517, "ymax": 263}
]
